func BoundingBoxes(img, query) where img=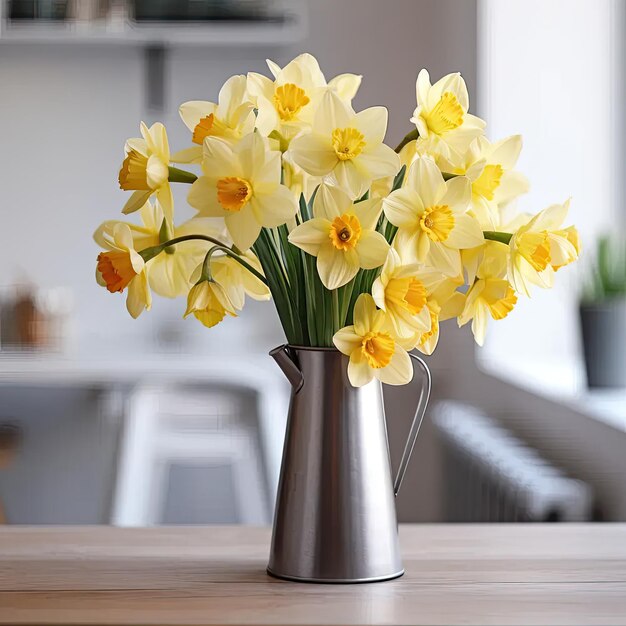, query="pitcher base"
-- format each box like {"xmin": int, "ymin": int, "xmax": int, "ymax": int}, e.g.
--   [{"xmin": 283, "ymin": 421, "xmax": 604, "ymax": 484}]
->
[{"xmin": 266, "ymin": 567, "xmax": 405, "ymax": 584}]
